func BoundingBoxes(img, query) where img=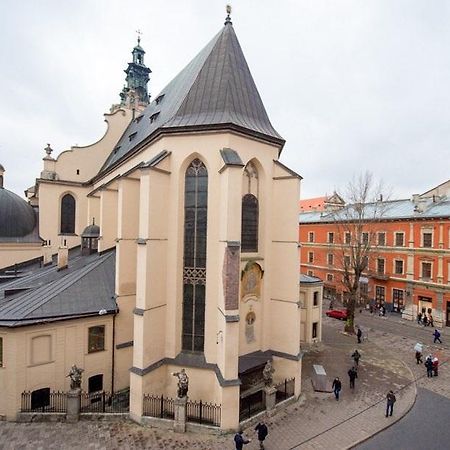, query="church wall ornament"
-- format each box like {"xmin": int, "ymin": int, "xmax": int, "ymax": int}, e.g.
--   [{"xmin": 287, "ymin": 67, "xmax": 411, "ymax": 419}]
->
[{"xmin": 241, "ymin": 260, "xmax": 263, "ymax": 302}]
